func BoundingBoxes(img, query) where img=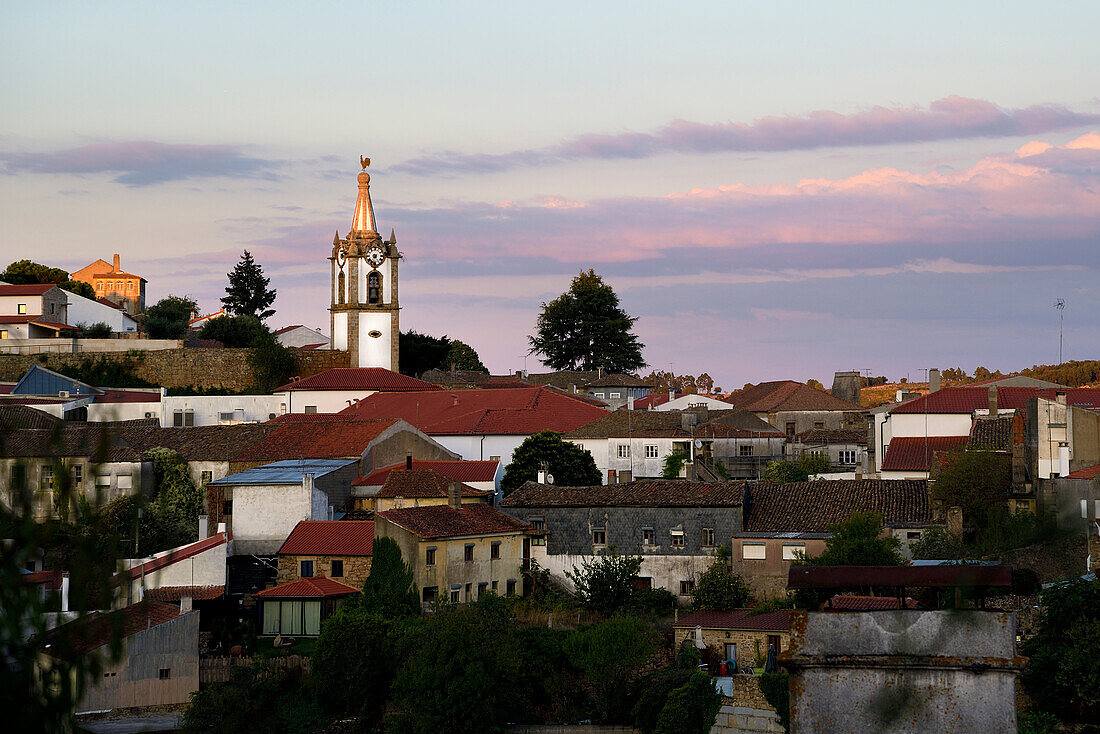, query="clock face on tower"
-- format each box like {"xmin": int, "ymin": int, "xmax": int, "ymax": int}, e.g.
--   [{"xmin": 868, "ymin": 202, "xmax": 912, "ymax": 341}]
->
[{"xmin": 365, "ymin": 246, "xmax": 385, "ymax": 267}]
